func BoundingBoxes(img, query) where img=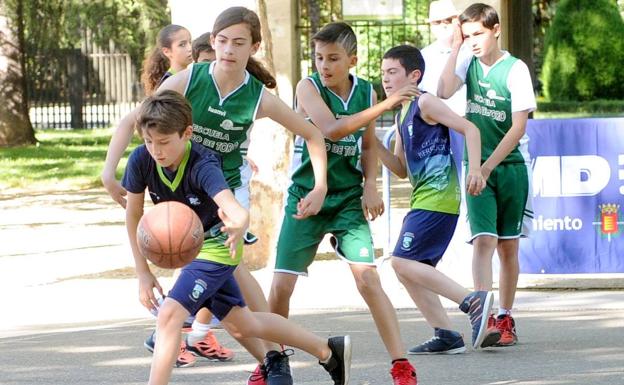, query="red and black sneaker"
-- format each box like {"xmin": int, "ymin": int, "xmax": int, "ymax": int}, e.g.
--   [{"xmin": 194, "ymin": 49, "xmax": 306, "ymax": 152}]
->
[
  {"xmin": 247, "ymin": 363, "xmax": 267, "ymax": 385},
  {"xmin": 390, "ymin": 360, "xmax": 417, "ymax": 385},
  {"xmin": 185, "ymin": 331, "xmax": 234, "ymax": 361},
  {"xmin": 495, "ymin": 314, "xmax": 518, "ymax": 346}
]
